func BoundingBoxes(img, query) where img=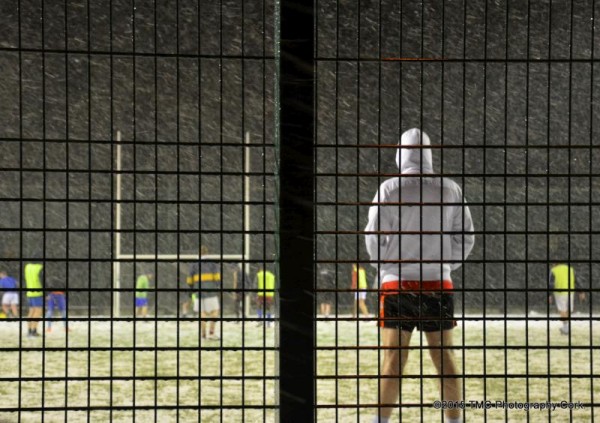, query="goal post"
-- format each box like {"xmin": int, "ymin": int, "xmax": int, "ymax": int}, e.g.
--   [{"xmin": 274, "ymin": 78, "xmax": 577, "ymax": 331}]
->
[
  {"xmin": 112, "ymin": 130, "xmax": 253, "ymax": 317},
  {"xmin": 112, "ymin": 129, "xmax": 123, "ymax": 317}
]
